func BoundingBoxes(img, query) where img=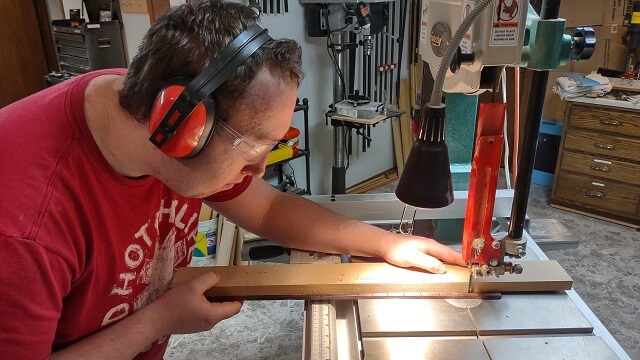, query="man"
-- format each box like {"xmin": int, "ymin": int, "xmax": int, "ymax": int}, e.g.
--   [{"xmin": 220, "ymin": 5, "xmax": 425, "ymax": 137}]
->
[{"xmin": 0, "ymin": 0, "xmax": 463, "ymax": 358}]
